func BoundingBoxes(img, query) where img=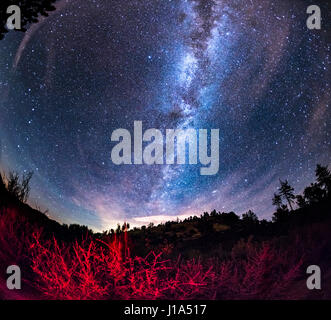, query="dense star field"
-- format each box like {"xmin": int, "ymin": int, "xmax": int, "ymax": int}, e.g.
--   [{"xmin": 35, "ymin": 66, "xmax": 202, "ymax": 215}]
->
[{"xmin": 0, "ymin": 0, "xmax": 330, "ymax": 231}]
